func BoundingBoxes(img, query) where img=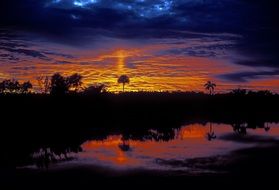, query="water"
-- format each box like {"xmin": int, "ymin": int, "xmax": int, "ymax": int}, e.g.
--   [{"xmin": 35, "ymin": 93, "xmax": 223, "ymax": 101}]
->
[{"xmin": 24, "ymin": 122, "xmax": 279, "ymax": 173}]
